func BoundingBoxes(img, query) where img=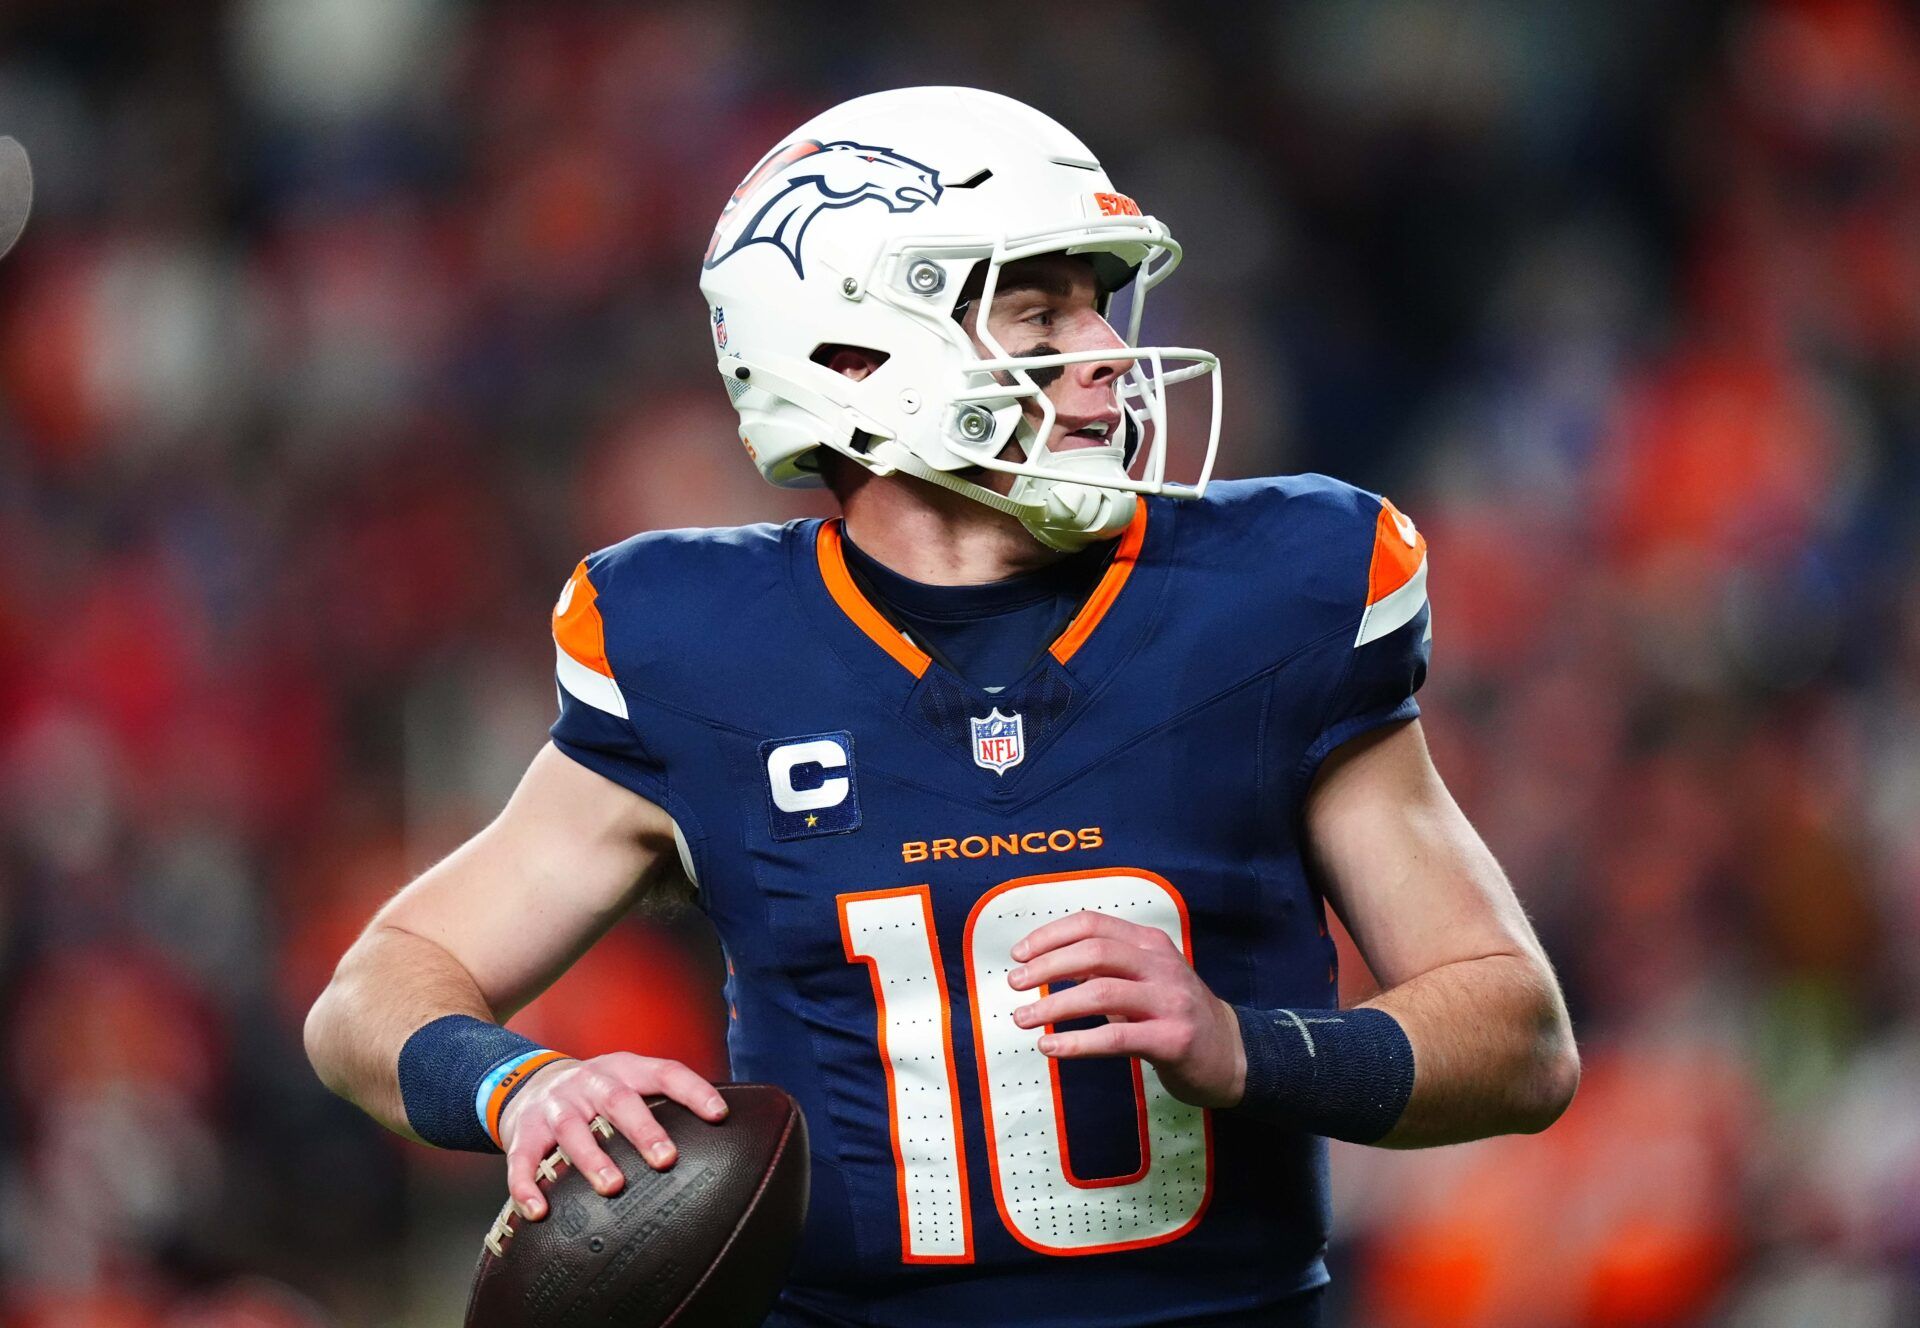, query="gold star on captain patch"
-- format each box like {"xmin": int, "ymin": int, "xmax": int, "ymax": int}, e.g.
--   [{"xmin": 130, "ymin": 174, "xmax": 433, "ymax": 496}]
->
[{"xmin": 806, "ymin": 813, "xmax": 819, "ymax": 827}]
